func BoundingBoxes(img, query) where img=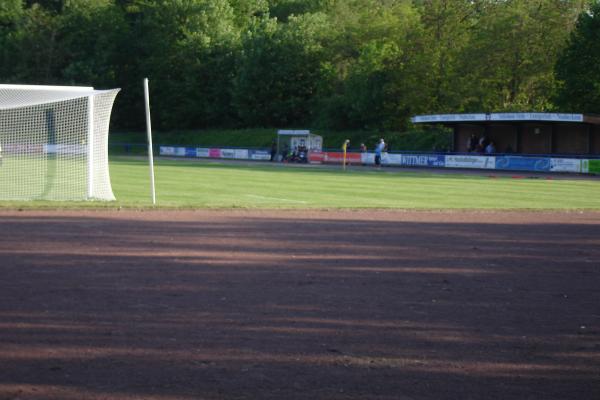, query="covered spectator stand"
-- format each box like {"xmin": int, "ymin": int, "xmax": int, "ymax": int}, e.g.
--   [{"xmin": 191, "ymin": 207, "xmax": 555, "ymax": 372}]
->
[{"xmin": 412, "ymin": 113, "xmax": 600, "ymax": 155}]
